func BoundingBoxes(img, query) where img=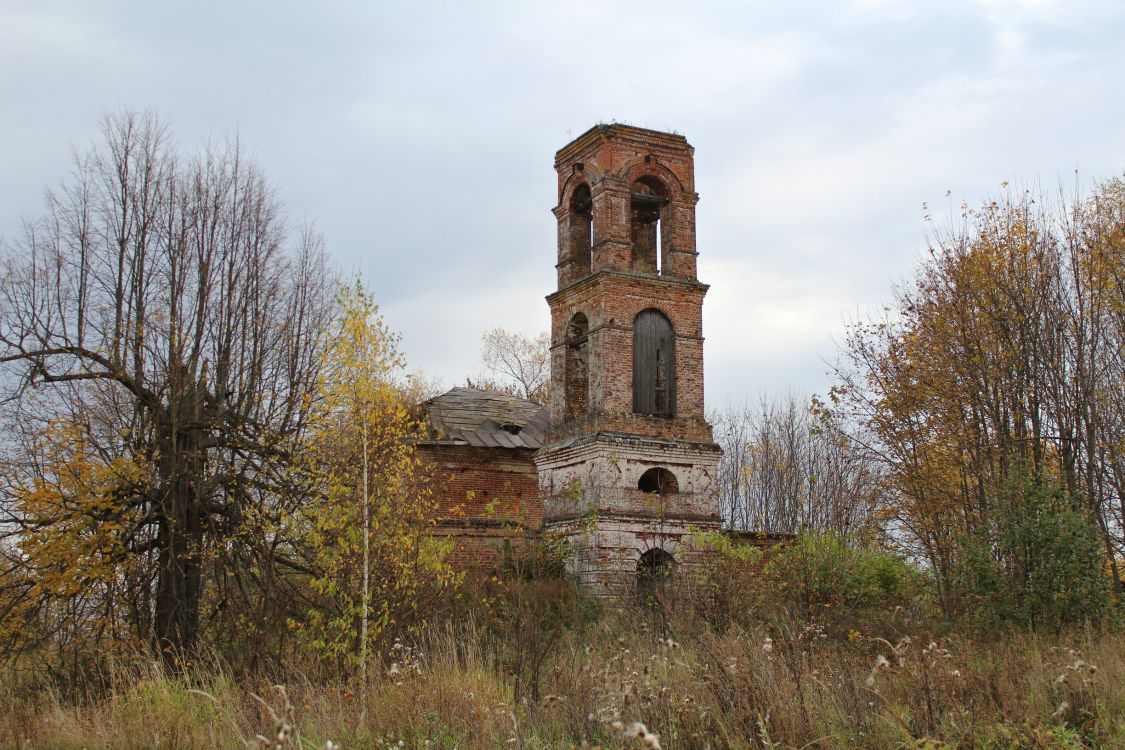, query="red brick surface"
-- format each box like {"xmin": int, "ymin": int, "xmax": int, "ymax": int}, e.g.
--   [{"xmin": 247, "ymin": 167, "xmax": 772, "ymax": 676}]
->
[
  {"xmin": 419, "ymin": 125, "xmax": 760, "ymax": 589},
  {"xmin": 418, "ymin": 443, "xmax": 542, "ymax": 570},
  {"xmin": 547, "ymin": 125, "xmax": 711, "ymax": 442},
  {"xmin": 418, "ymin": 444, "xmax": 543, "ymax": 526}
]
